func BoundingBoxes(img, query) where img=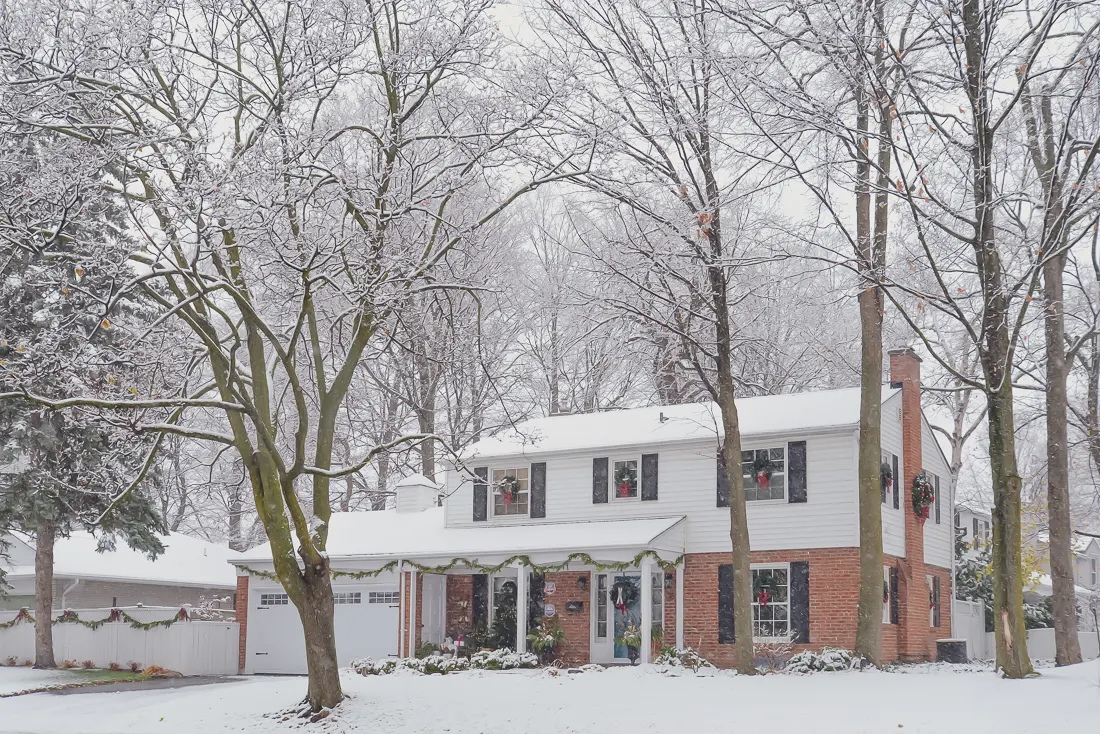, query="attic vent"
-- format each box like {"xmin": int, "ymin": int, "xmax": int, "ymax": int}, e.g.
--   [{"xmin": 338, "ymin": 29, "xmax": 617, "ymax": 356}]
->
[
  {"xmin": 890, "ymin": 381, "xmax": 903, "ymax": 389},
  {"xmin": 897, "ymin": 407, "xmax": 903, "ymax": 422}
]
